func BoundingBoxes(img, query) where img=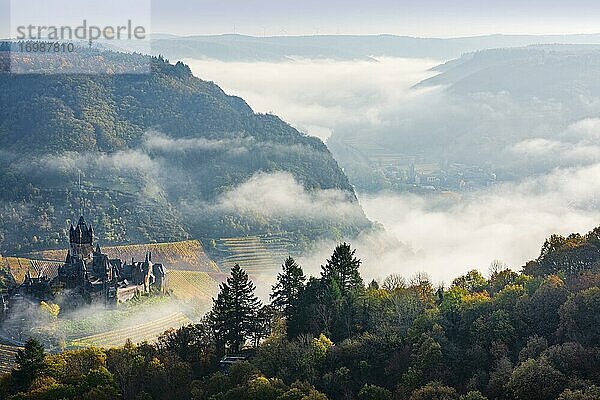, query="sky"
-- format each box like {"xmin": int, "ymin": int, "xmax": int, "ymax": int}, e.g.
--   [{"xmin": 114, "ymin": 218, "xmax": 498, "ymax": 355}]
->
[
  {"xmin": 147, "ymin": 0, "xmax": 600, "ymax": 37},
  {"xmin": 2, "ymin": 0, "xmax": 600, "ymax": 39}
]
